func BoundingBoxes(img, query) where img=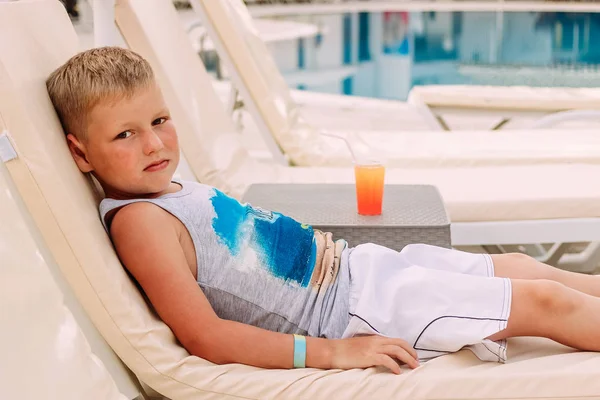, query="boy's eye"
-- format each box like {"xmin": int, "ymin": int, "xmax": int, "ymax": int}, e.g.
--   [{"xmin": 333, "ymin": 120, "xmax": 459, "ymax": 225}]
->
[
  {"xmin": 115, "ymin": 131, "xmax": 133, "ymax": 140},
  {"xmin": 152, "ymin": 117, "xmax": 167, "ymax": 126}
]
